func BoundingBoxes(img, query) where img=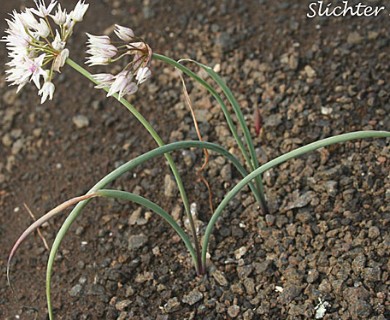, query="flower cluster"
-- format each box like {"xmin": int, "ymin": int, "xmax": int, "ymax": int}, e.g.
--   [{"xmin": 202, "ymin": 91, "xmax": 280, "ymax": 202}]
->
[
  {"xmin": 86, "ymin": 25, "xmax": 152, "ymax": 99},
  {"xmin": 3, "ymin": 0, "xmax": 89, "ymax": 104}
]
